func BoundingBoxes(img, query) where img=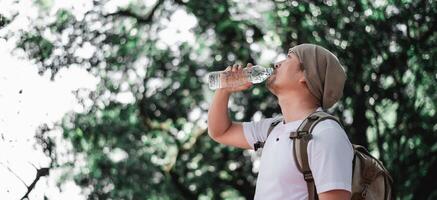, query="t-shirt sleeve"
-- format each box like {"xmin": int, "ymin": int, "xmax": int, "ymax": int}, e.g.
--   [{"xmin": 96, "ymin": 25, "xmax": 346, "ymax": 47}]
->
[
  {"xmin": 308, "ymin": 122, "xmax": 354, "ymax": 194},
  {"xmin": 242, "ymin": 117, "xmax": 277, "ymax": 150}
]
